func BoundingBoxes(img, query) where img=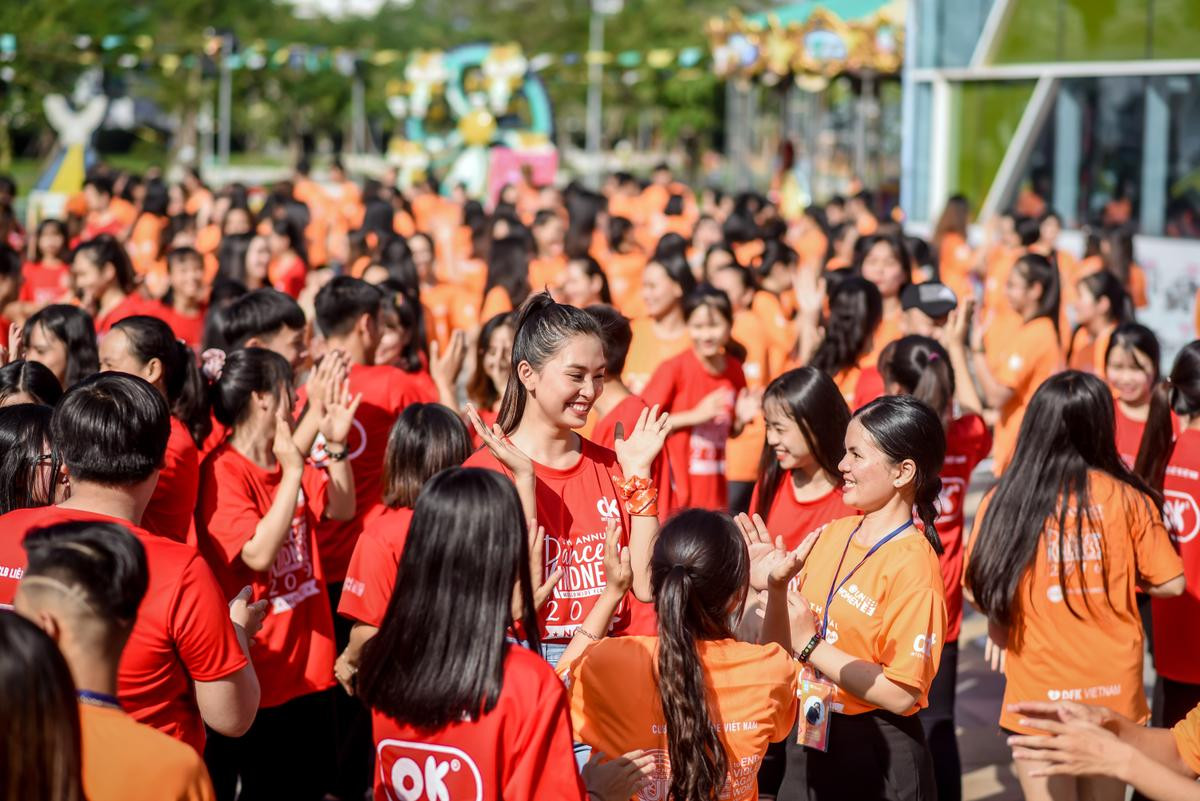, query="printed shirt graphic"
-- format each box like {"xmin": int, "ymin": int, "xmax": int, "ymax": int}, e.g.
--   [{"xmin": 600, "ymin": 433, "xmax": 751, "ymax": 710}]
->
[
  {"xmin": 934, "ymin": 412, "xmax": 991, "ymax": 642},
  {"xmin": 298, "ymin": 362, "xmax": 432, "ymax": 583},
  {"xmin": 0, "ymin": 506, "xmax": 247, "ymax": 753},
  {"xmin": 967, "ymin": 472, "xmax": 1183, "ymax": 733},
  {"xmin": 372, "ymin": 646, "xmax": 585, "ymax": 801},
  {"xmin": 565, "ymin": 636, "xmax": 798, "ymax": 801},
  {"xmin": 1153, "ymin": 428, "xmax": 1200, "ymax": 682},
  {"xmin": 339, "ymin": 505, "xmax": 415, "ymax": 627},
  {"xmin": 197, "ymin": 443, "xmax": 336, "ymax": 709},
  {"xmin": 465, "ymin": 438, "xmax": 632, "ymax": 642},
  {"xmin": 796, "ymin": 516, "xmax": 947, "ymax": 716},
  {"xmin": 640, "ymin": 348, "xmax": 746, "ymax": 510}
]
